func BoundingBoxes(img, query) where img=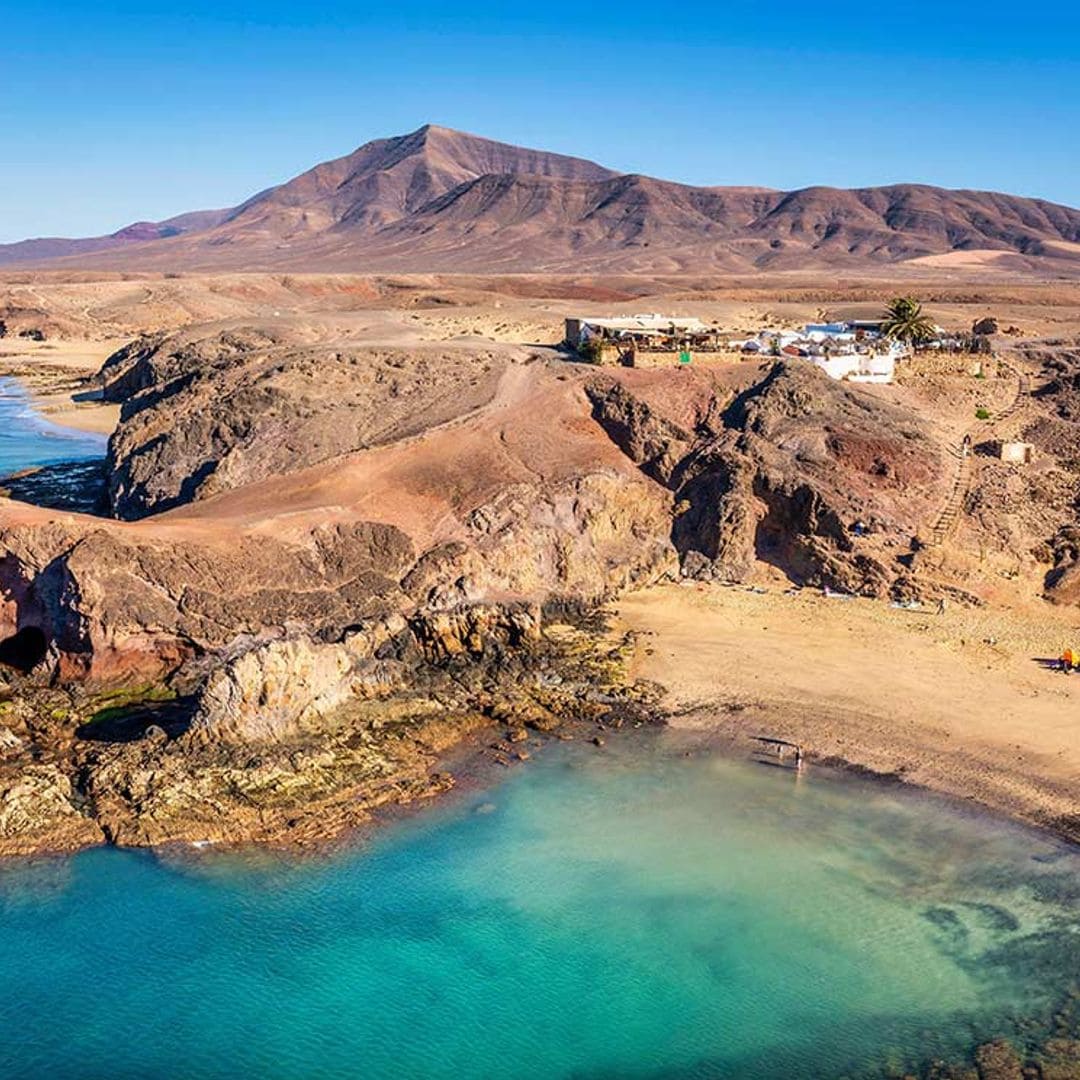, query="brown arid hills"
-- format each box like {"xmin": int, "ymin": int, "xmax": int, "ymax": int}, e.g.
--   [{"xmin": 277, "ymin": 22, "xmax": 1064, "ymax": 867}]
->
[
  {"xmin": 3, "ymin": 125, "xmax": 1080, "ymax": 276},
  {"xmin": 1, "ymin": 270, "xmax": 1080, "ymax": 866}
]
